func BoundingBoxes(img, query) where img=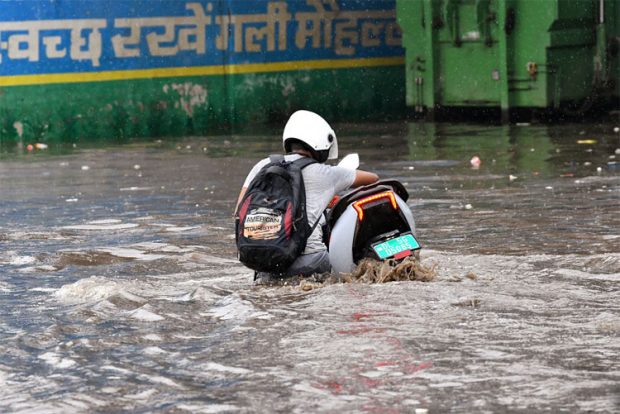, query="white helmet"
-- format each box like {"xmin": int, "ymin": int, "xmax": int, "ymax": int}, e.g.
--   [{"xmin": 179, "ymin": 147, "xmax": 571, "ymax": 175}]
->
[{"xmin": 282, "ymin": 110, "xmax": 338, "ymax": 162}]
